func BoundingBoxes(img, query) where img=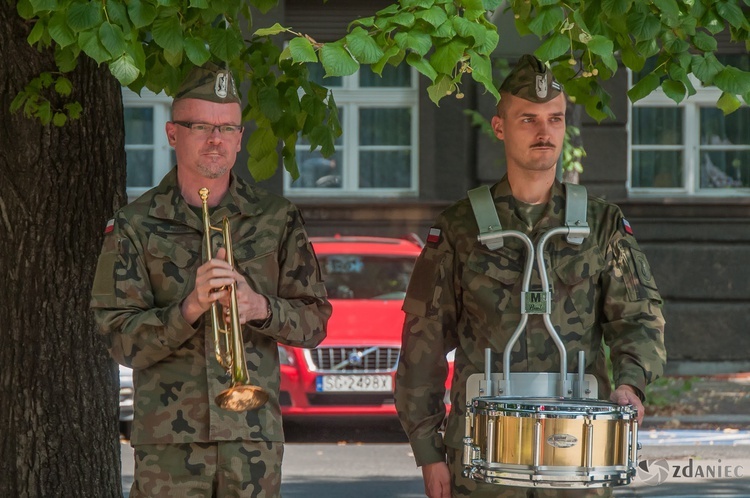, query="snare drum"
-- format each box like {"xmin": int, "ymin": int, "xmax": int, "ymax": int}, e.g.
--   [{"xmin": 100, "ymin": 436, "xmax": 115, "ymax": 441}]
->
[{"xmin": 463, "ymin": 397, "xmax": 638, "ymax": 488}]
